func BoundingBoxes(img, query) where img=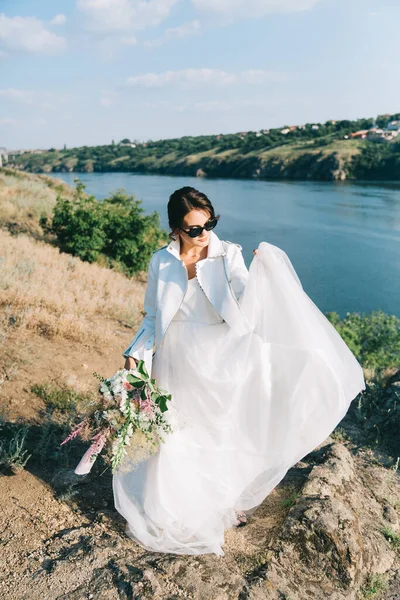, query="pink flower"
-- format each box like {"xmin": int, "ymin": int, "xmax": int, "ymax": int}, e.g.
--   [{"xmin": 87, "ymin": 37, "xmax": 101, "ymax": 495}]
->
[
  {"xmin": 123, "ymin": 381, "xmax": 134, "ymax": 391},
  {"xmin": 74, "ymin": 429, "xmax": 110, "ymax": 475},
  {"xmin": 60, "ymin": 419, "xmax": 88, "ymax": 446},
  {"xmin": 139, "ymin": 389, "xmax": 155, "ymax": 417}
]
